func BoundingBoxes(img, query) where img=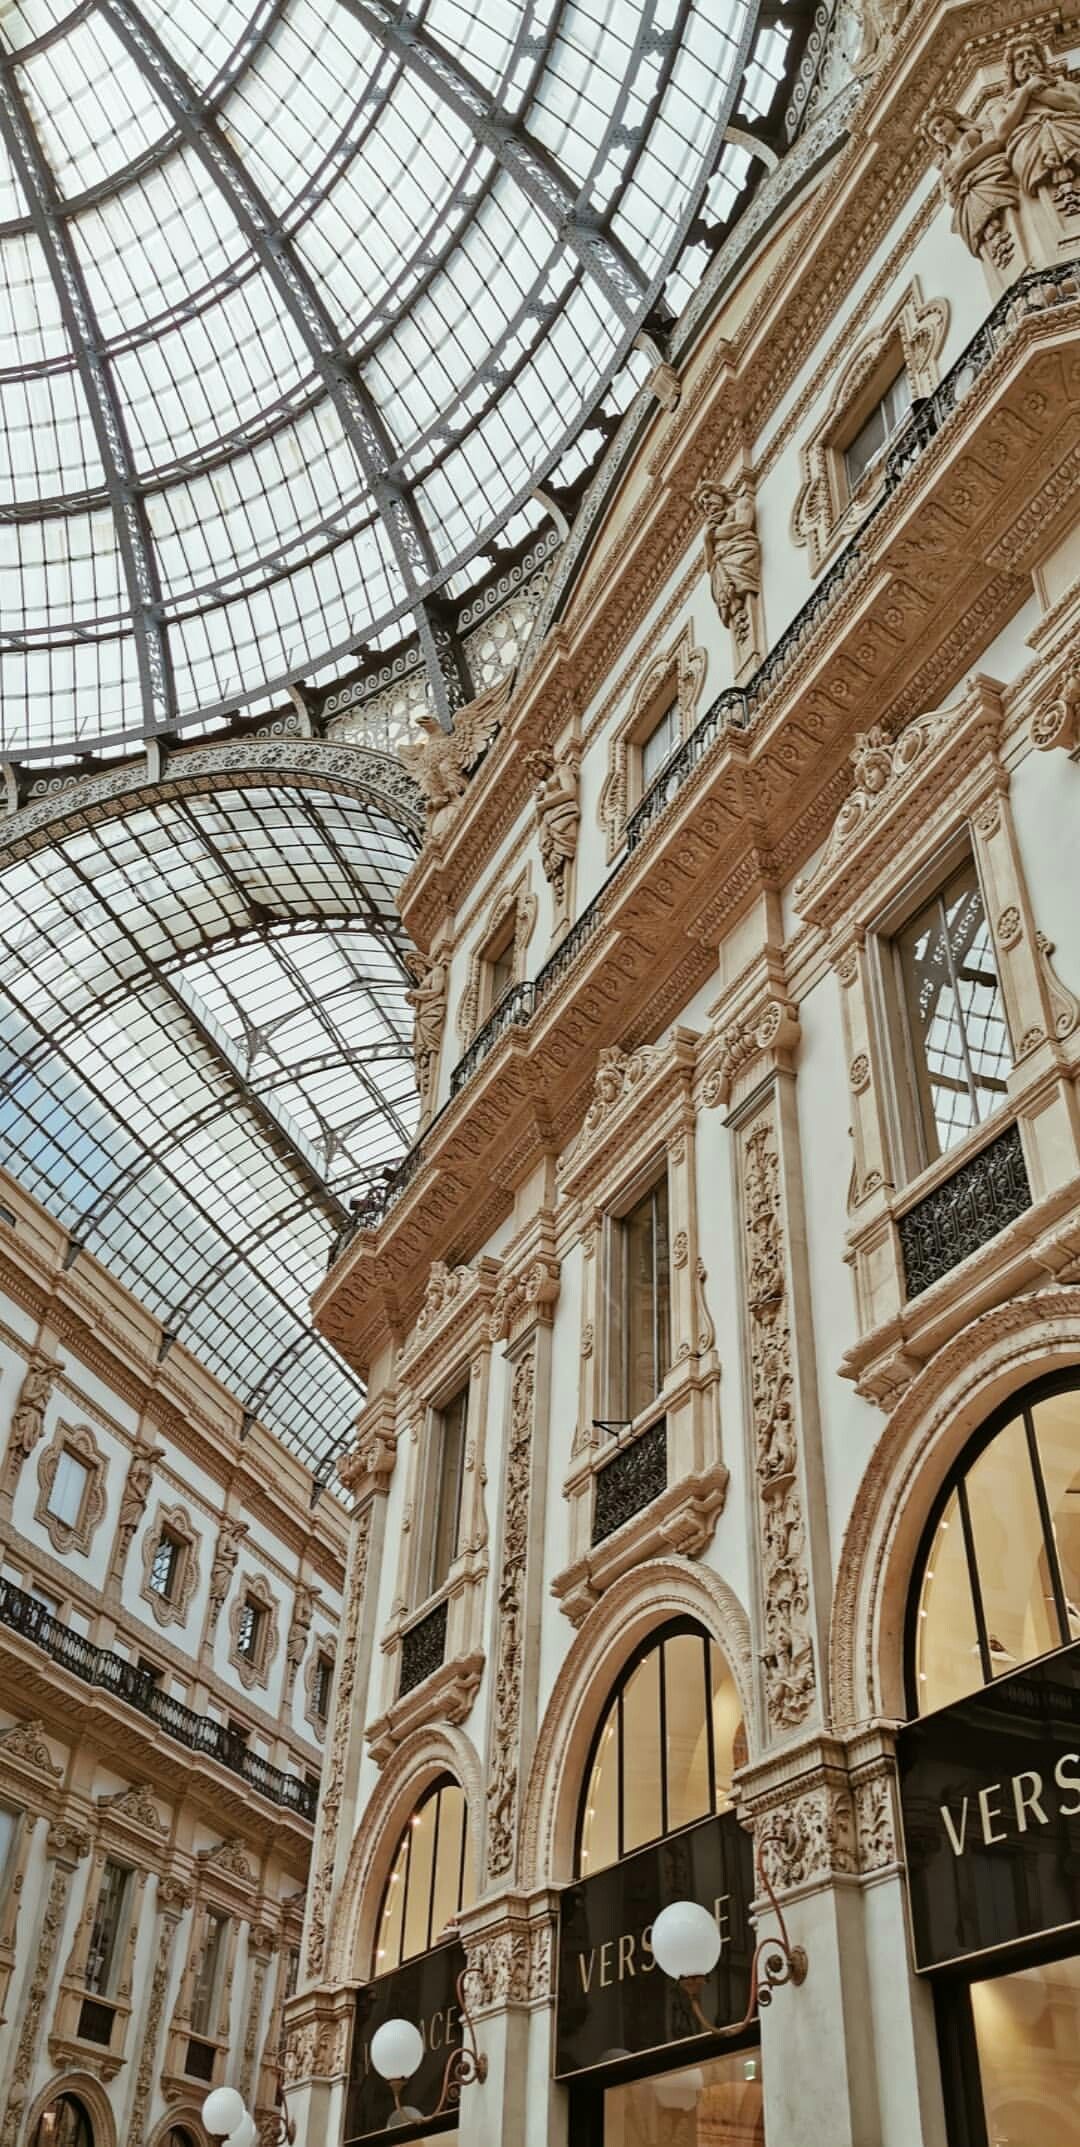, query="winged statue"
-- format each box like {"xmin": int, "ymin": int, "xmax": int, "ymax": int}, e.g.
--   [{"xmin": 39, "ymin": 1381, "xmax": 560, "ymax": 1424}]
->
[{"xmin": 399, "ymin": 685, "xmax": 508, "ymax": 835}]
